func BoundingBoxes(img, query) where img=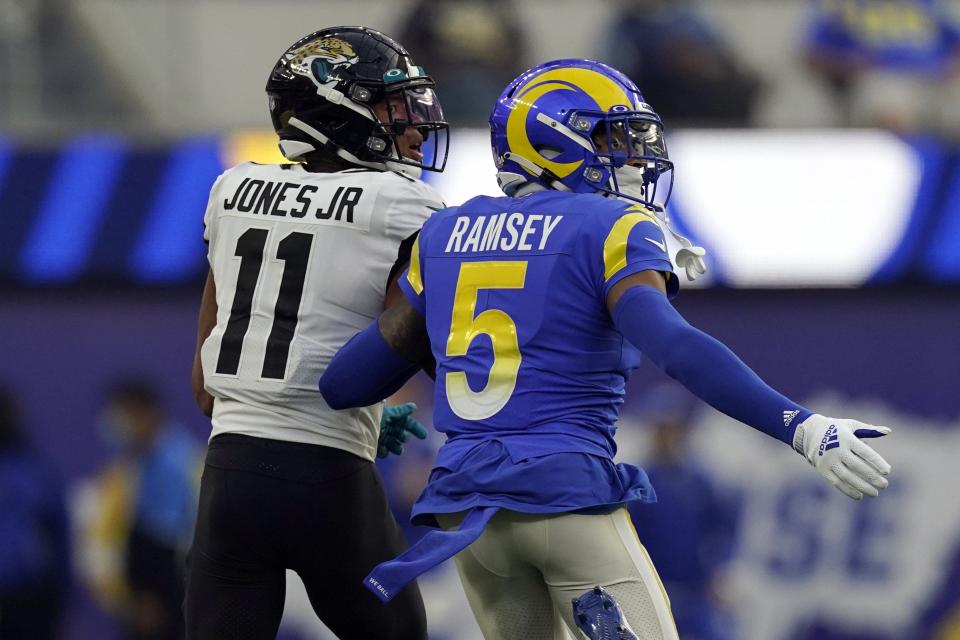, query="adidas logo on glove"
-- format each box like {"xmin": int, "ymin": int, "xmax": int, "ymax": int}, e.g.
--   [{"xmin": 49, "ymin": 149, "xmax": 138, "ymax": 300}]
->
[
  {"xmin": 818, "ymin": 424, "xmax": 839, "ymax": 456},
  {"xmin": 796, "ymin": 414, "xmax": 891, "ymax": 500}
]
